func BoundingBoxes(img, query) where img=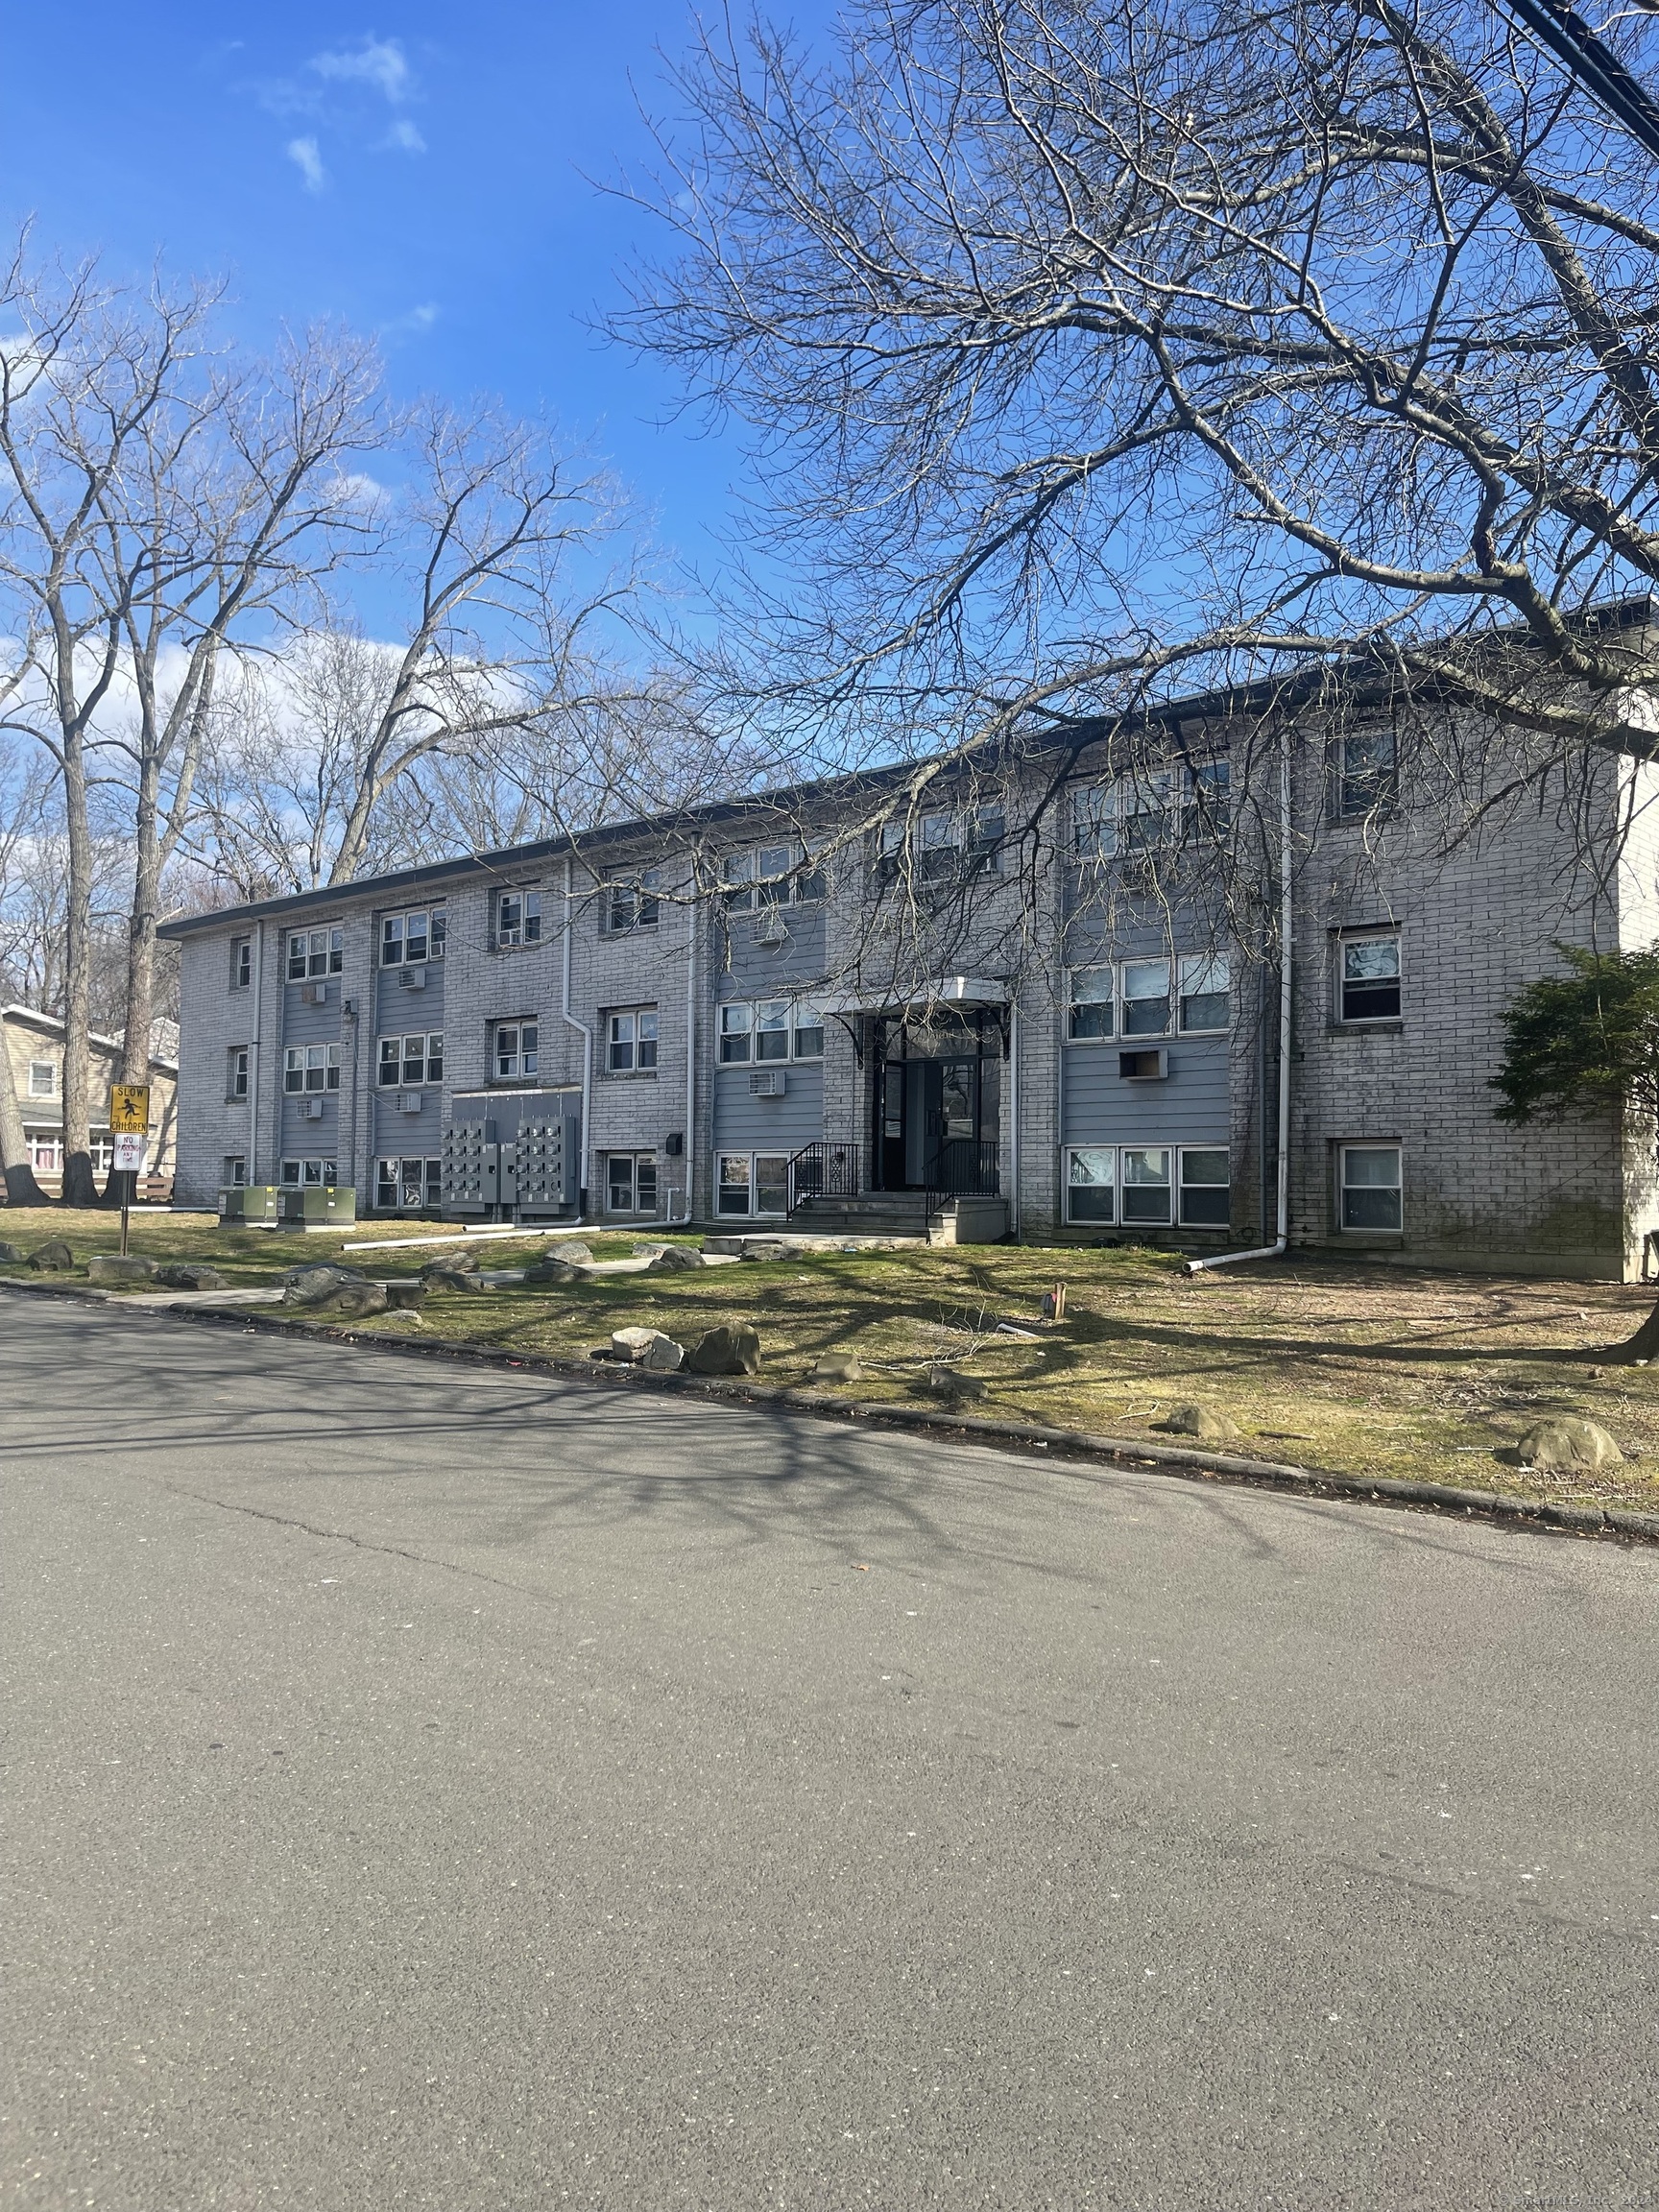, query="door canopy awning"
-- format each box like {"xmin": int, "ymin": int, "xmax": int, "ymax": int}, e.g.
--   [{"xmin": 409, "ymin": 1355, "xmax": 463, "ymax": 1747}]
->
[{"xmin": 817, "ymin": 974, "xmax": 1009, "ymax": 1016}]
